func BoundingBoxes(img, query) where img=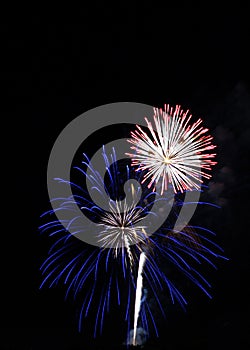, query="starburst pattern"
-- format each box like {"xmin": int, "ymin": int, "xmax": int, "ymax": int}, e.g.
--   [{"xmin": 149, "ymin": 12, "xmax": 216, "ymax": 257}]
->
[
  {"xmin": 127, "ymin": 104, "xmax": 217, "ymax": 194},
  {"xmin": 96, "ymin": 194, "xmax": 148, "ymax": 257}
]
